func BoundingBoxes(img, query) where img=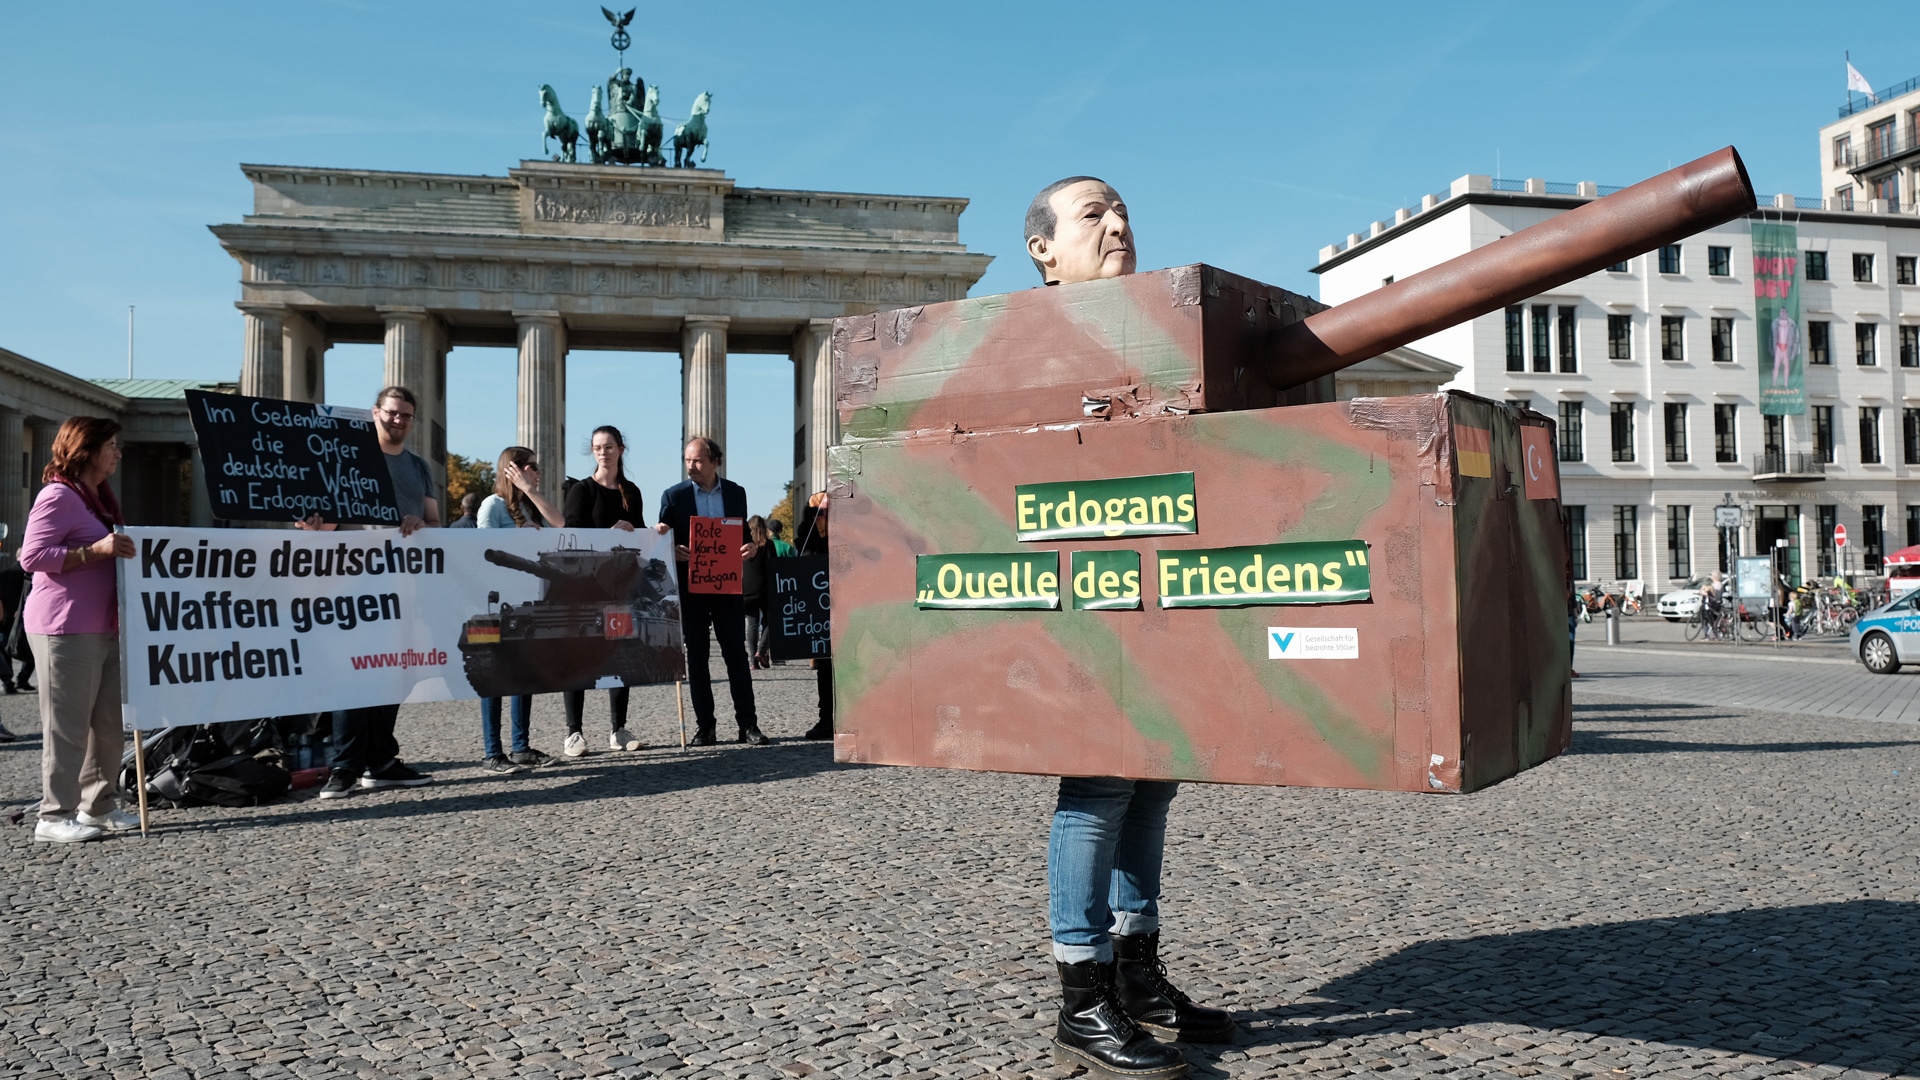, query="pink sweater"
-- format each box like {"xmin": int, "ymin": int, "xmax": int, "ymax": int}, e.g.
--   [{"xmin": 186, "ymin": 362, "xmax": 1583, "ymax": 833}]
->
[{"xmin": 20, "ymin": 483, "xmax": 118, "ymax": 636}]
